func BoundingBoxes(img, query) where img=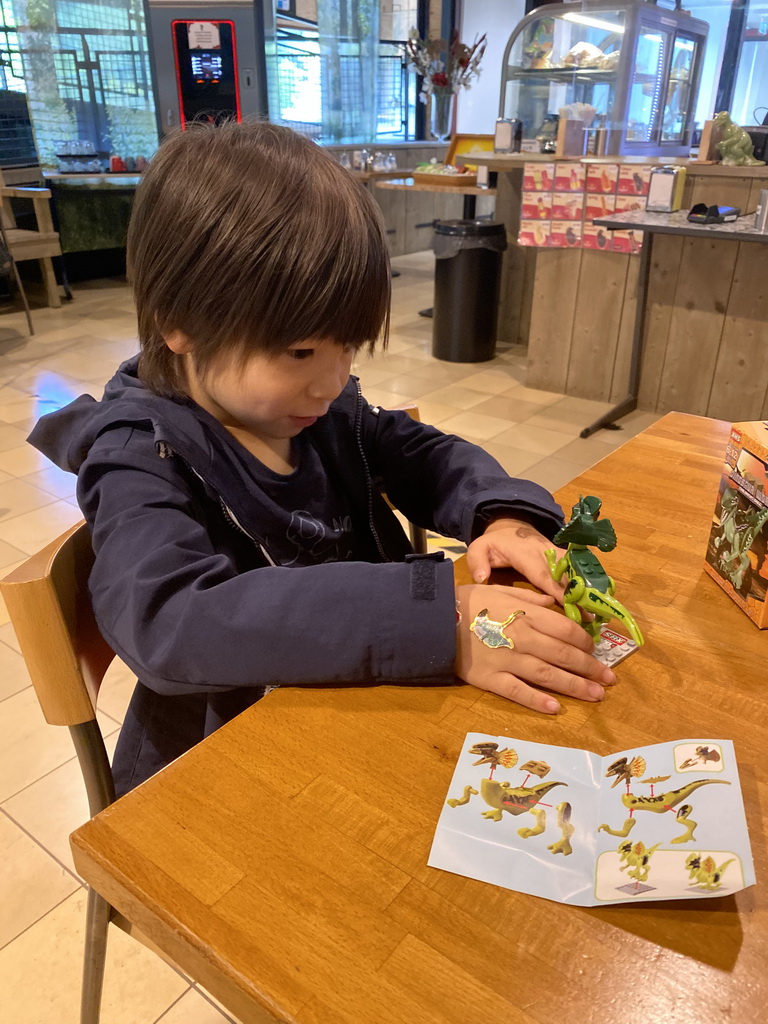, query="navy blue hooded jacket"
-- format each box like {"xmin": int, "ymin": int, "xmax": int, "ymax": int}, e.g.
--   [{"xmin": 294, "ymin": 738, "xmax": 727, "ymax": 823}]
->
[{"xmin": 29, "ymin": 357, "xmax": 563, "ymax": 794}]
